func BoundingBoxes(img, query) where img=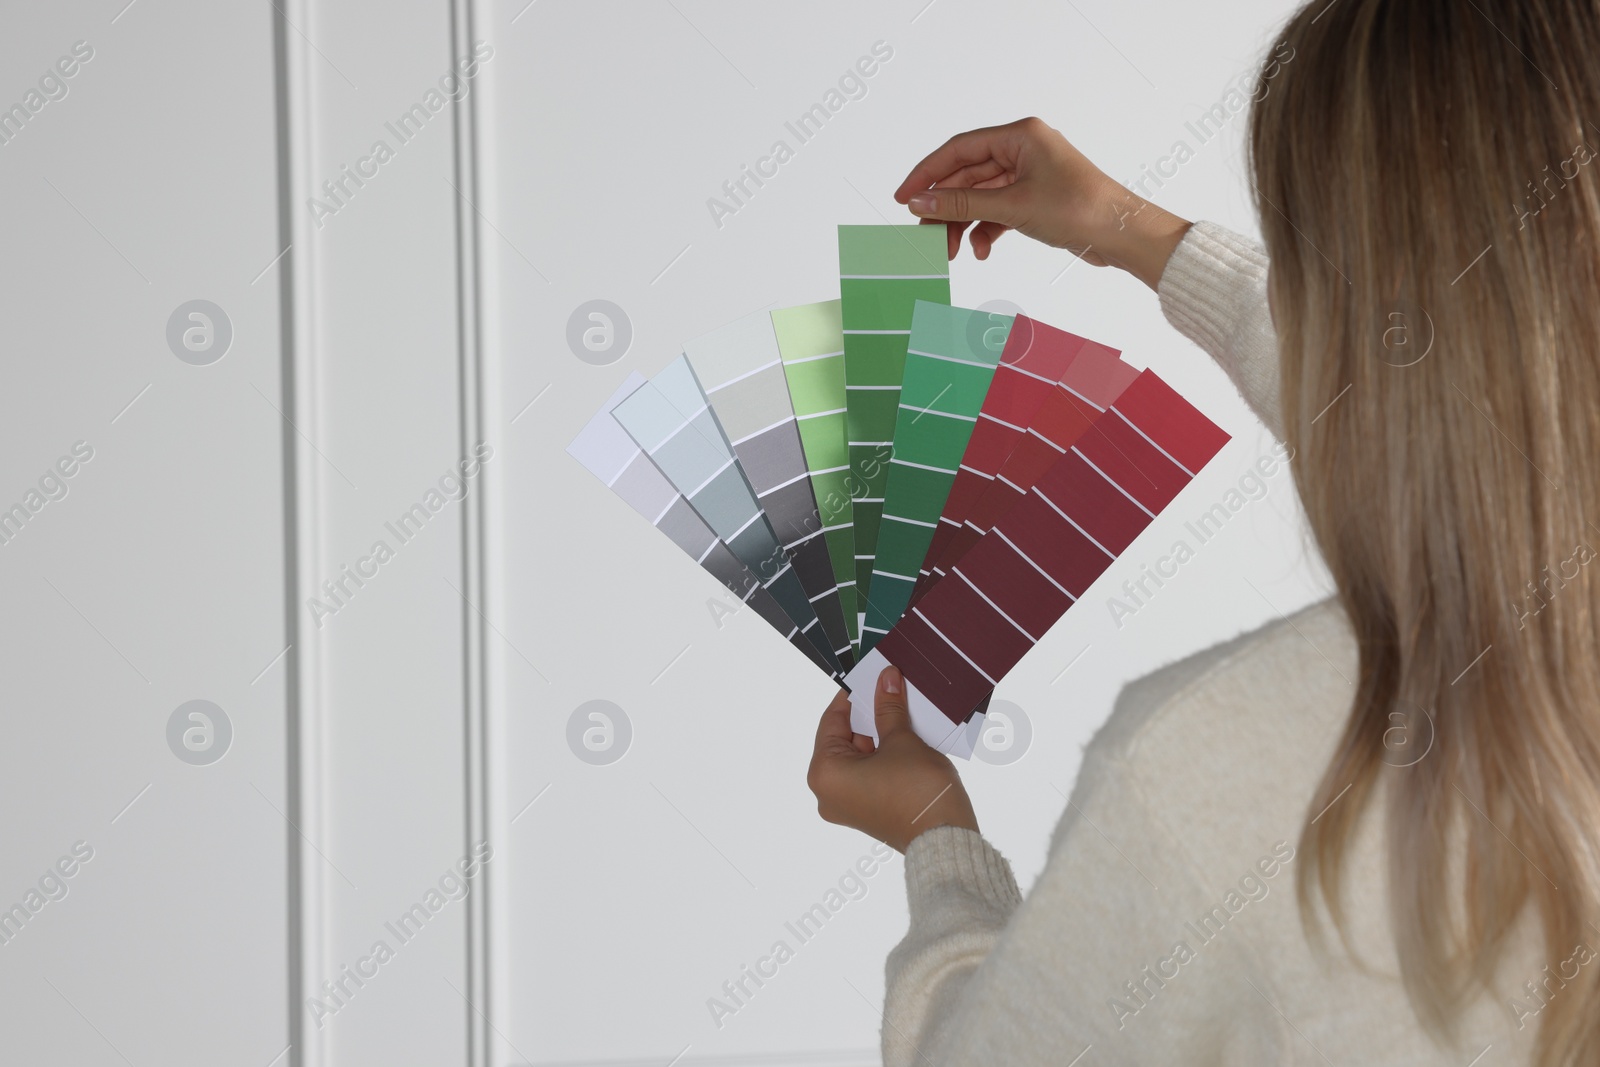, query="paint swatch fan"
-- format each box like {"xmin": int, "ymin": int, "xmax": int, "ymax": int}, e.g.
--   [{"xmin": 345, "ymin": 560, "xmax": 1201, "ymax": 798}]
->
[{"xmin": 568, "ymin": 225, "xmax": 1230, "ymax": 758}]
